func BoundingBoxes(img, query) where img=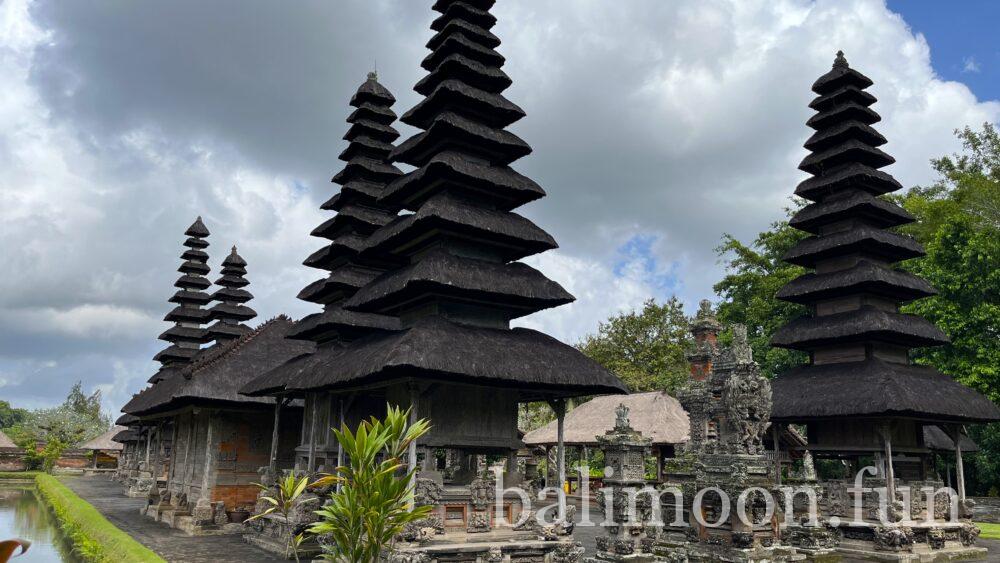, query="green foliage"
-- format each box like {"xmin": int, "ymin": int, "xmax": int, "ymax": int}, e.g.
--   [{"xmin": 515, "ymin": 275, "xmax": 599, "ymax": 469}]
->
[
  {"xmin": 0, "ymin": 400, "xmax": 28, "ymax": 429},
  {"xmin": 310, "ymin": 404, "xmax": 432, "ymax": 563},
  {"xmin": 576, "ymin": 297, "xmax": 692, "ymax": 393},
  {"xmin": 4, "ymin": 381, "xmax": 110, "ymax": 447},
  {"xmin": 977, "ymin": 522, "xmax": 1000, "ymax": 540},
  {"xmin": 34, "ymin": 474, "xmax": 165, "ymax": 563},
  {"xmin": 249, "ymin": 473, "xmax": 311, "ymax": 562},
  {"xmin": 893, "ymin": 124, "xmax": 1000, "ymax": 402},
  {"xmin": 713, "ymin": 207, "xmax": 809, "ymax": 377}
]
